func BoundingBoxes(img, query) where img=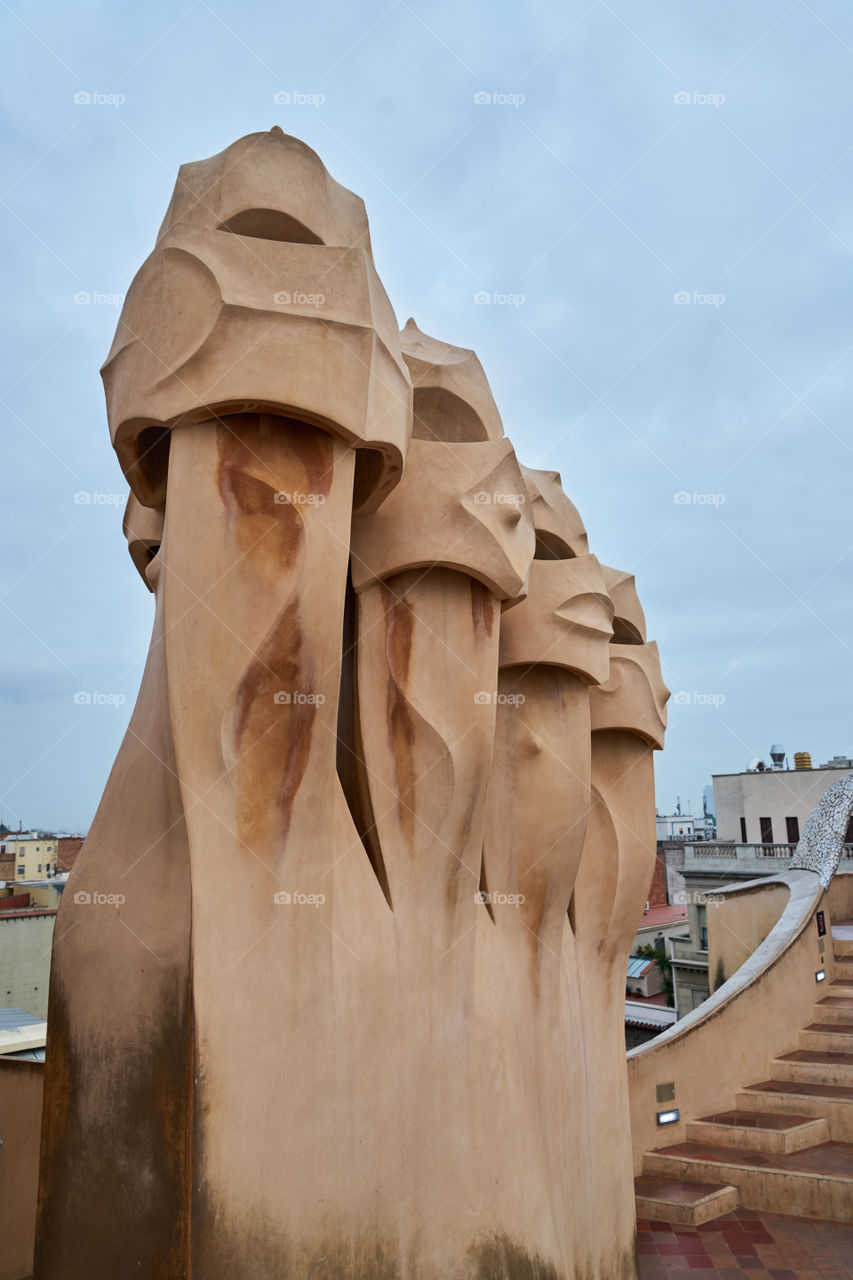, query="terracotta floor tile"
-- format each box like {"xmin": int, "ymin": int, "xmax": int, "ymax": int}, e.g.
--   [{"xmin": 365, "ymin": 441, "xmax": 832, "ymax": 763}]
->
[{"xmin": 638, "ymin": 1209, "xmax": 853, "ymax": 1279}]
